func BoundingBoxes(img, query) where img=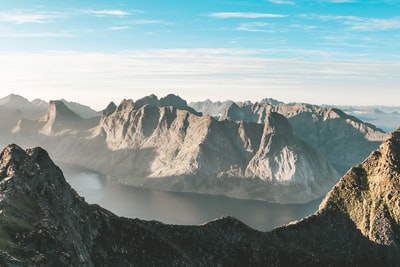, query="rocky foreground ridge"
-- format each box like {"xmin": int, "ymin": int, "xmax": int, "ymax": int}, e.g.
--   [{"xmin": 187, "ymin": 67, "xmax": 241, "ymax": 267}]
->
[{"xmin": 0, "ymin": 130, "xmax": 400, "ymax": 266}]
